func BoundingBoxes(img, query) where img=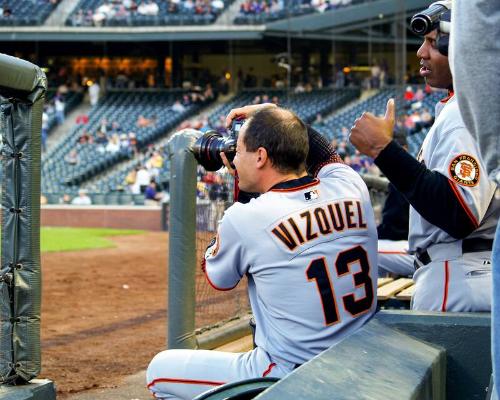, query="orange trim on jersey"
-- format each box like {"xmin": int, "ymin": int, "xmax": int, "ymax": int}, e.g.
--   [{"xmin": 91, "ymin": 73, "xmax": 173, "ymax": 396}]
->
[
  {"xmin": 147, "ymin": 377, "xmax": 225, "ymax": 389},
  {"xmin": 262, "ymin": 363, "xmax": 277, "ymax": 377},
  {"xmin": 447, "ymin": 179, "xmax": 479, "ymax": 228},
  {"xmin": 270, "ymin": 179, "xmax": 319, "ymax": 192},
  {"xmin": 204, "ymin": 268, "xmax": 239, "ymax": 291},
  {"xmin": 441, "ymin": 261, "xmax": 450, "ymax": 312},
  {"xmin": 377, "ymin": 251, "xmax": 408, "ymax": 255},
  {"xmin": 440, "ymin": 91, "xmax": 454, "ymax": 103}
]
